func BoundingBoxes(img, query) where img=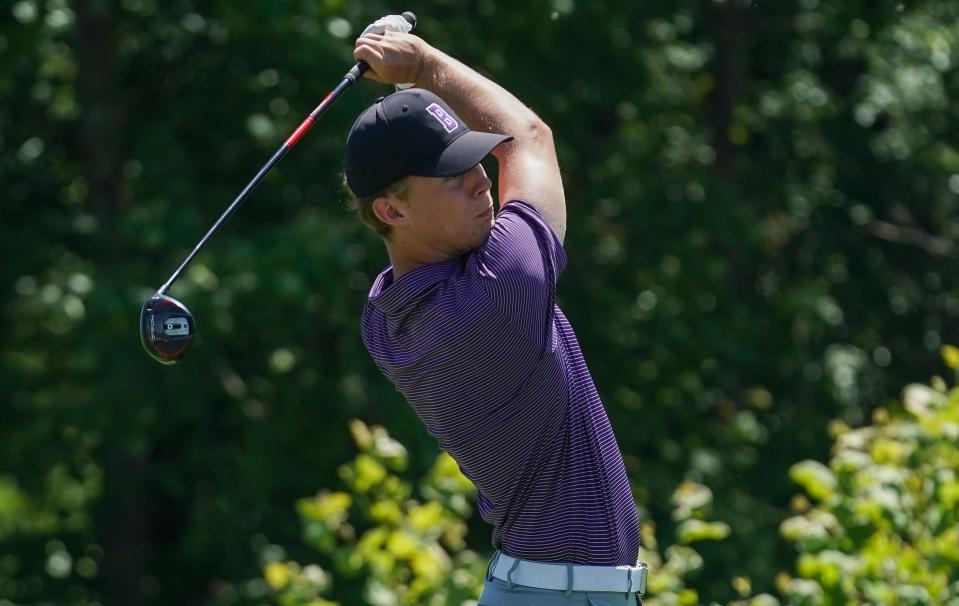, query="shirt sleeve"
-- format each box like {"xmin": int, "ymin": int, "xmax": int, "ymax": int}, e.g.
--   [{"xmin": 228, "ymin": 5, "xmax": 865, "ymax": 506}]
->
[{"xmin": 469, "ymin": 200, "xmax": 568, "ymax": 349}]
